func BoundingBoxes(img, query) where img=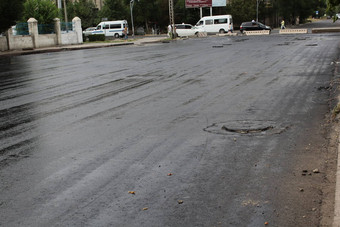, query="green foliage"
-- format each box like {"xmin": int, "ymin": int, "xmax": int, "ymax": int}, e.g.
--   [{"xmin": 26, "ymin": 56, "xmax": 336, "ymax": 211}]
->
[
  {"xmin": 226, "ymin": 0, "xmax": 257, "ymax": 26},
  {"xmin": 226, "ymin": 0, "xmax": 325, "ymax": 26},
  {"xmin": 328, "ymin": 0, "xmax": 340, "ymax": 6},
  {"xmin": 88, "ymin": 34, "xmax": 105, "ymax": 41},
  {"xmin": 327, "ymin": 0, "xmax": 340, "ymax": 16},
  {"xmin": 99, "ymin": 0, "xmax": 128, "ymax": 21},
  {"xmin": 67, "ymin": 0, "xmax": 100, "ymax": 29},
  {"xmin": 278, "ymin": 0, "xmax": 326, "ymax": 23},
  {"xmin": 0, "ymin": 0, "xmax": 24, "ymax": 33},
  {"xmin": 22, "ymin": 0, "xmax": 59, "ymax": 24},
  {"xmin": 174, "ymin": 0, "xmax": 200, "ymax": 25}
]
